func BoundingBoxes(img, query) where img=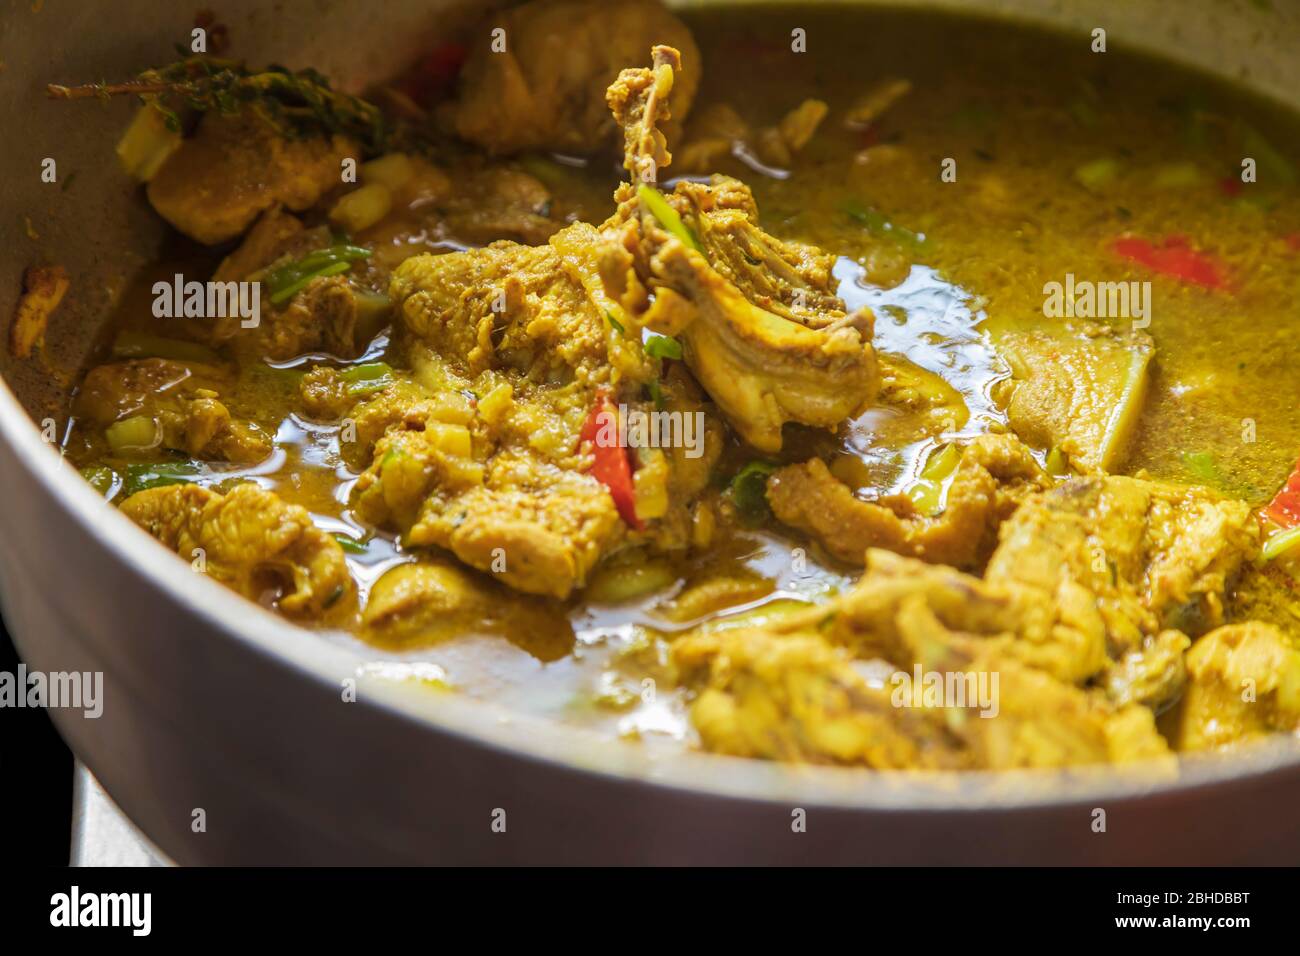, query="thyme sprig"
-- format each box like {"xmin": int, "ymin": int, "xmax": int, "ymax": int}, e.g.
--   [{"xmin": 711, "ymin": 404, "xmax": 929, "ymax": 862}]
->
[{"xmin": 48, "ymin": 56, "xmax": 421, "ymax": 158}]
